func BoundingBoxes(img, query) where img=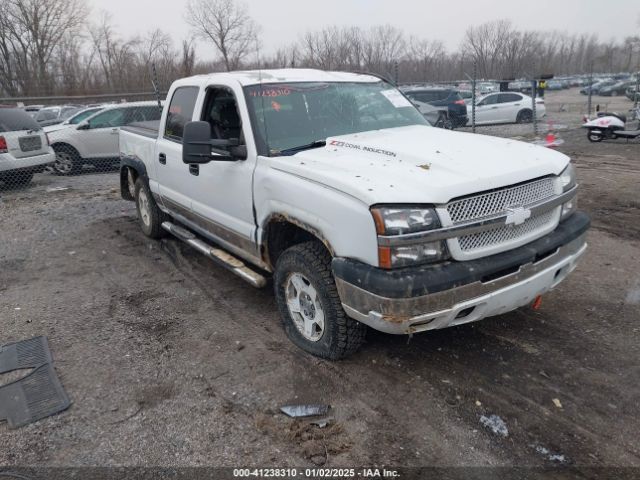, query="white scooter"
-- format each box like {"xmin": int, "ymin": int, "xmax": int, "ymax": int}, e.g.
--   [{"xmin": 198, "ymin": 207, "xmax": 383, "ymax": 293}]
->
[{"xmin": 582, "ymin": 105, "xmax": 640, "ymax": 142}]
